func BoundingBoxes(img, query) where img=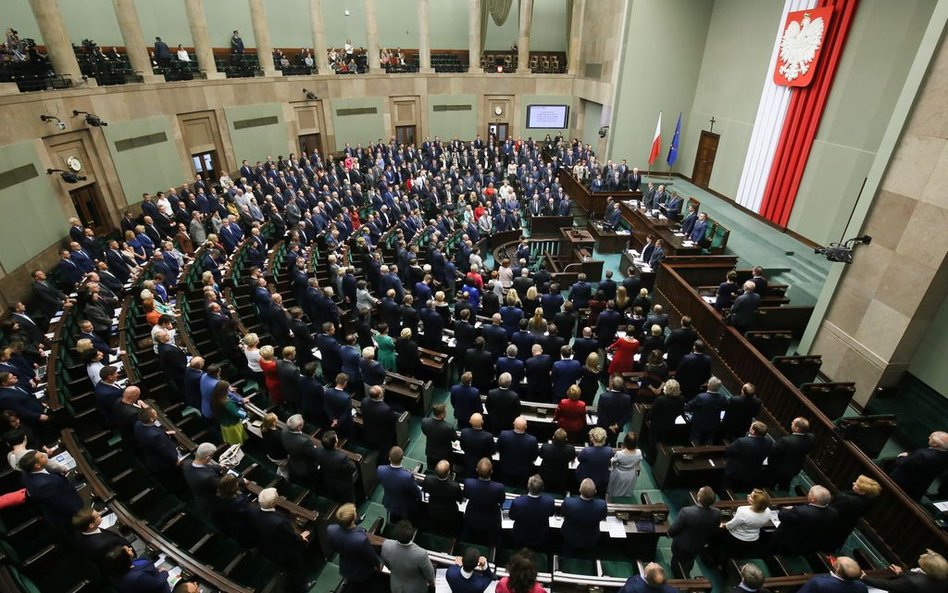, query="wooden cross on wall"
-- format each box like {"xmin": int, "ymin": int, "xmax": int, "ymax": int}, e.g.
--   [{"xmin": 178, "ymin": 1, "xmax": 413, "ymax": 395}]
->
[{"xmin": 709, "ymin": 116, "xmax": 716, "ymax": 133}]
